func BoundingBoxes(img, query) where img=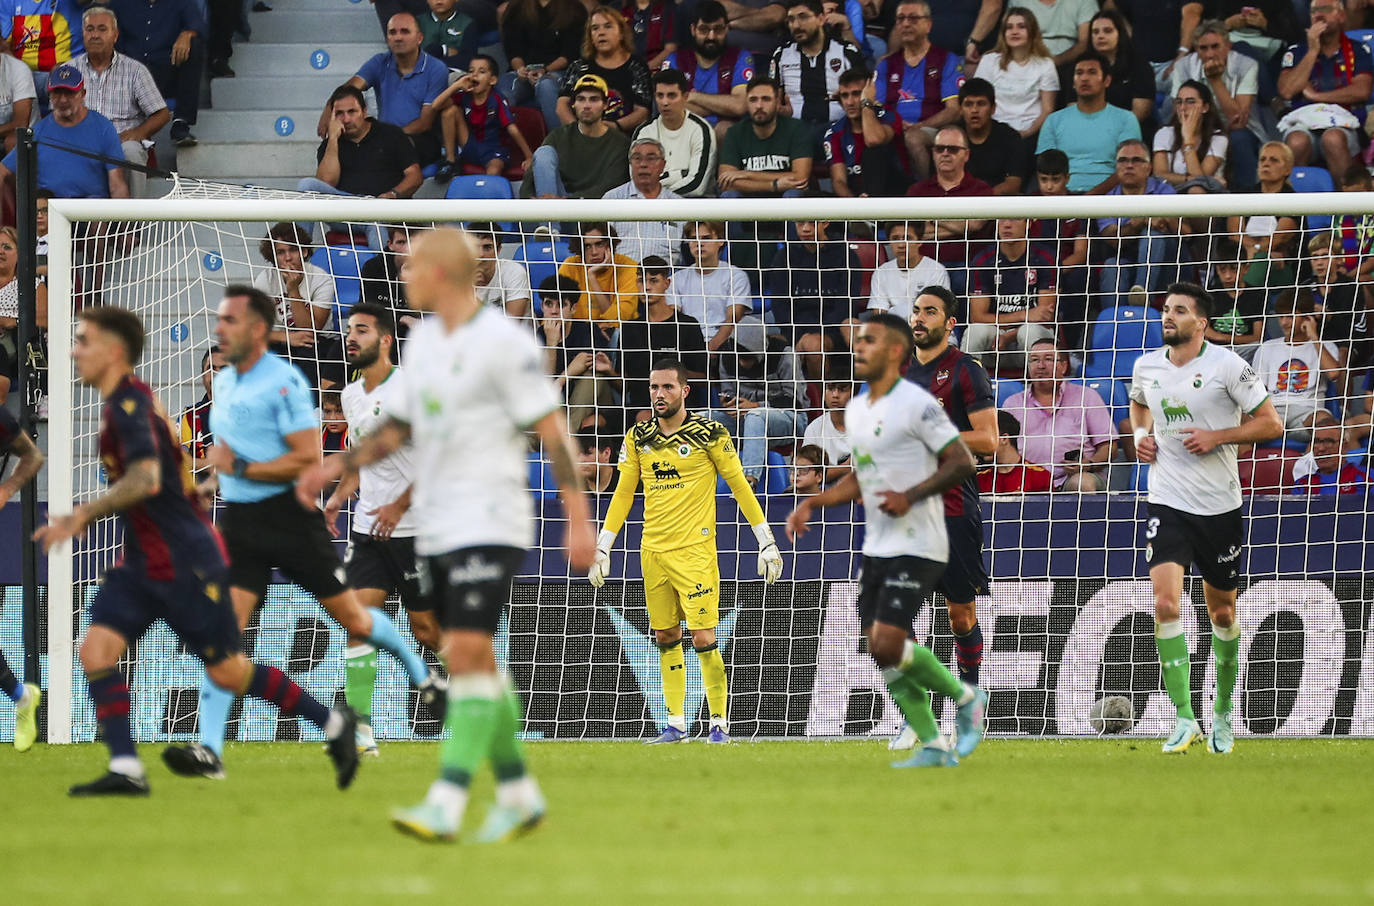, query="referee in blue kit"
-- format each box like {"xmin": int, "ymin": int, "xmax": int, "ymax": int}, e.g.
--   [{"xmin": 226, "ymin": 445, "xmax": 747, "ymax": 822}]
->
[{"xmin": 162, "ymin": 285, "xmax": 443, "ymax": 779}]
